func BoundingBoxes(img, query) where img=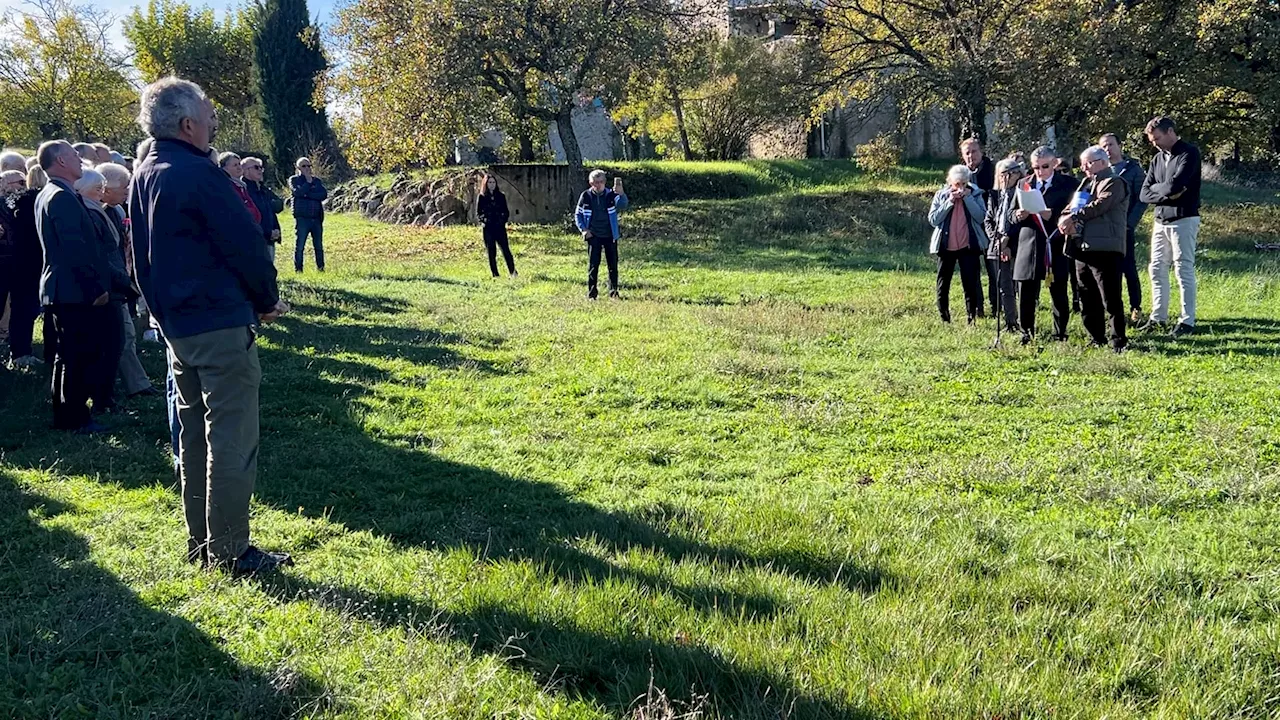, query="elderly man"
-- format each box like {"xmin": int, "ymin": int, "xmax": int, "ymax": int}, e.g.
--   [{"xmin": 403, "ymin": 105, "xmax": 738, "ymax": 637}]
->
[
  {"xmin": 575, "ymin": 169, "xmax": 629, "ymax": 300},
  {"xmin": 1099, "ymin": 133, "xmax": 1147, "ymax": 324},
  {"xmin": 131, "ymin": 77, "xmax": 291, "ymax": 573},
  {"xmin": 99, "ymin": 162, "xmax": 156, "ymax": 399},
  {"xmin": 1139, "ymin": 116, "xmax": 1201, "ymax": 338},
  {"xmin": 72, "ymin": 143, "xmax": 97, "ymax": 166},
  {"xmin": 1026, "ymin": 146, "xmax": 1078, "ymax": 340},
  {"xmin": 242, "ymin": 157, "xmax": 284, "ymax": 262},
  {"xmin": 36, "ymin": 140, "xmax": 130, "ymax": 432},
  {"xmin": 218, "ymin": 152, "xmax": 263, "ymax": 229},
  {"xmin": 92, "ymin": 143, "xmax": 112, "ymax": 166},
  {"xmin": 1, "ymin": 150, "xmax": 26, "ymax": 173},
  {"xmin": 1058, "ymin": 146, "xmax": 1129, "ymax": 352},
  {"xmin": 74, "ymin": 168, "xmax": 131, "ymax": 413},
  {"xmin": 290, "ymin": 157, "xmax": 327, "ymax": 273}
]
